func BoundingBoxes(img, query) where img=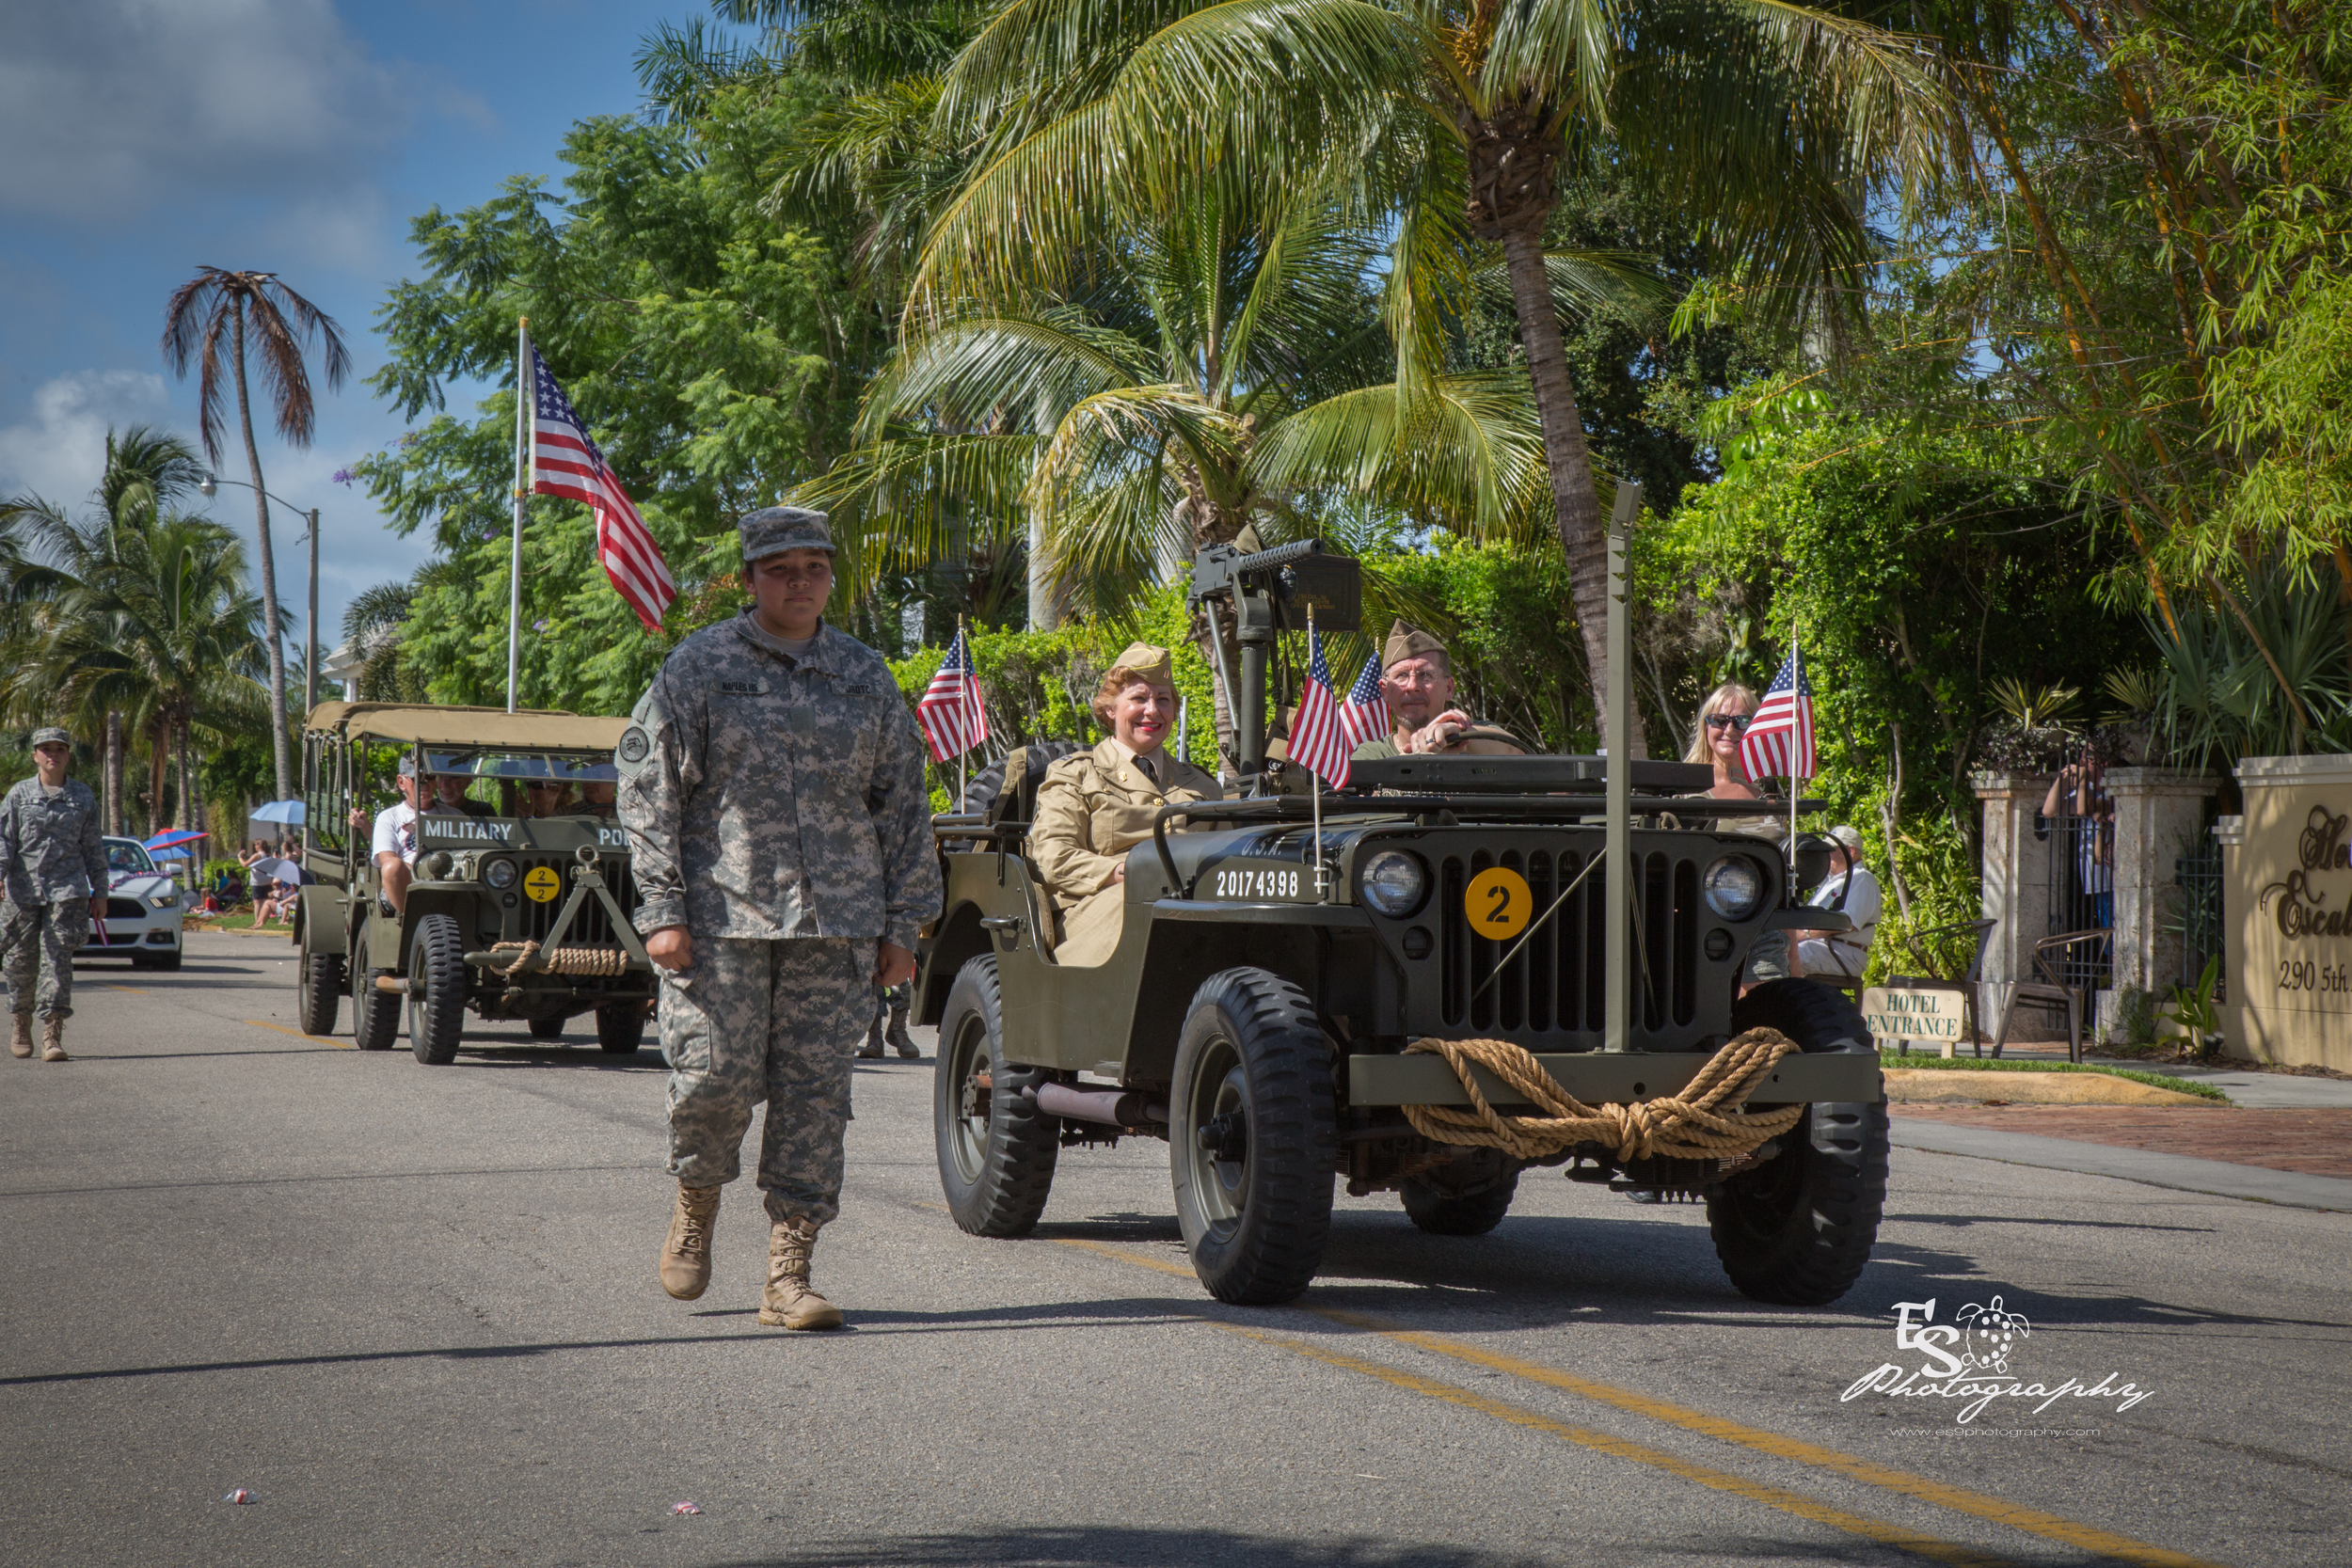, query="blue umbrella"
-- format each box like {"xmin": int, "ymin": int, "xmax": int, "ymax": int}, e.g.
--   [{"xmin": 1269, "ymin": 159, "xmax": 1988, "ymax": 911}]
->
[
  {"xmin": 249, "ymin": 800, "xmax": 306, "ymax": 826},
  {"xmin": 145, "ymin": 830, "xmax": 208, "ymax": 851}
]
